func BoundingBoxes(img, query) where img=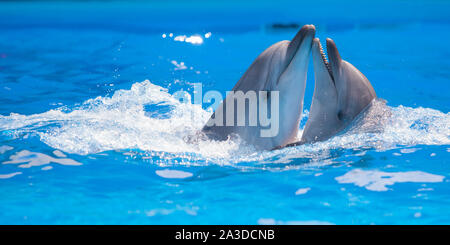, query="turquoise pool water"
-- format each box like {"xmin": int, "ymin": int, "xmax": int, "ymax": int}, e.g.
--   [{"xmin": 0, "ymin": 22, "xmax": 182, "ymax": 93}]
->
[{"xmin": 0, "ymin": 1, "xmax": 449, "ymax": 224}]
